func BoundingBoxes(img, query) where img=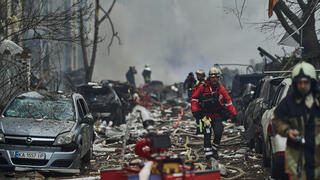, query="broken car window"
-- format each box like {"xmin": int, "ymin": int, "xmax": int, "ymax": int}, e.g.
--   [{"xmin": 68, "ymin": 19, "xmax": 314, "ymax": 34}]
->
[{"xmin": 3, "ymin": 97, "xmax": 75, "ymax": 121}]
